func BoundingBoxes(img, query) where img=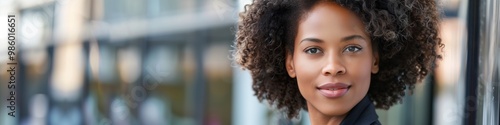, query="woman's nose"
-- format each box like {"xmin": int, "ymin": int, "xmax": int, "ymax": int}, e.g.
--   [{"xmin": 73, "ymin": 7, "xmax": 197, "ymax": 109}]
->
[{"xmin": 321, "ymin": 58, "xmax": 346, "ymax": 76}]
